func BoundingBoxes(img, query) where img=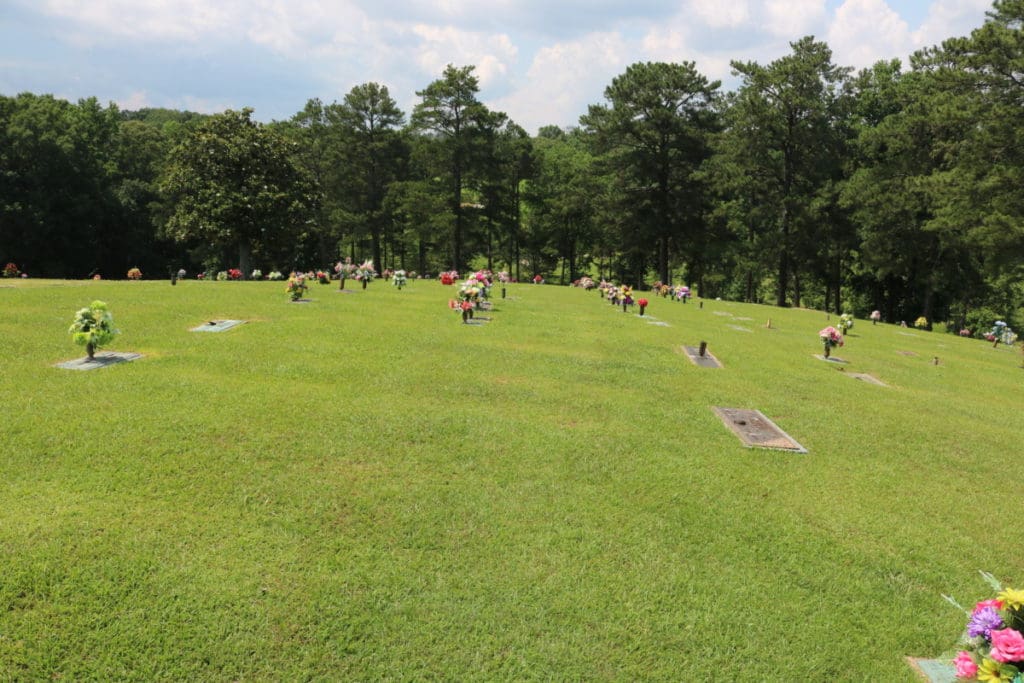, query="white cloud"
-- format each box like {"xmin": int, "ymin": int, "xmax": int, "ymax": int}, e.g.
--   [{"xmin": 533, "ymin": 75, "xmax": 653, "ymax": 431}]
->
[
  {"xmin": 827, "ymin": 0, "xmax": 913, "ymax": 70},
  {"xmin": 911, "ymin": 0, "xmax": 991, "ymax": 48},
  {"xmin": 114, "ymin": 90, "xmax": 152, "ymax": 110},
  {"xmin": 409, "ymin": 25, "xmax": 518, "ymax": 88},
  {"xmin": 489, "ymin": 32, "xmax": 628, "ymax": 133},
  {"xmin": 688, "ymin": 0, "xmax": 751, "ymax": 29},
  {"xmin": 762, "ymin": 0, "xmax": 827, "ymax": 38}
]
